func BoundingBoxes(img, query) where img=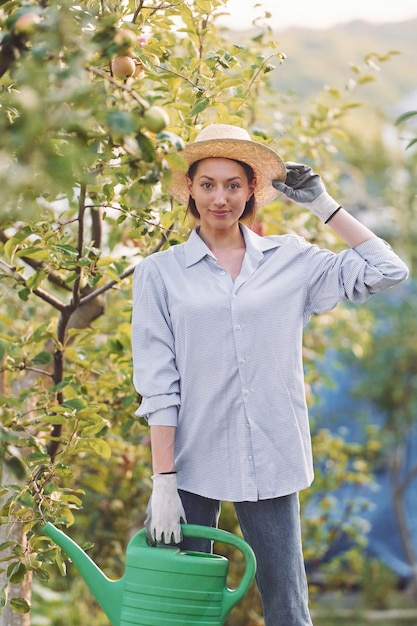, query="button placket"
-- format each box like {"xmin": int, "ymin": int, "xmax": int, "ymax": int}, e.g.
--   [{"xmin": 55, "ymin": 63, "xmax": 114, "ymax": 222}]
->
[{"xmin": 231, "ymin": 278, "xmax": 258, "ymax": 493}]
